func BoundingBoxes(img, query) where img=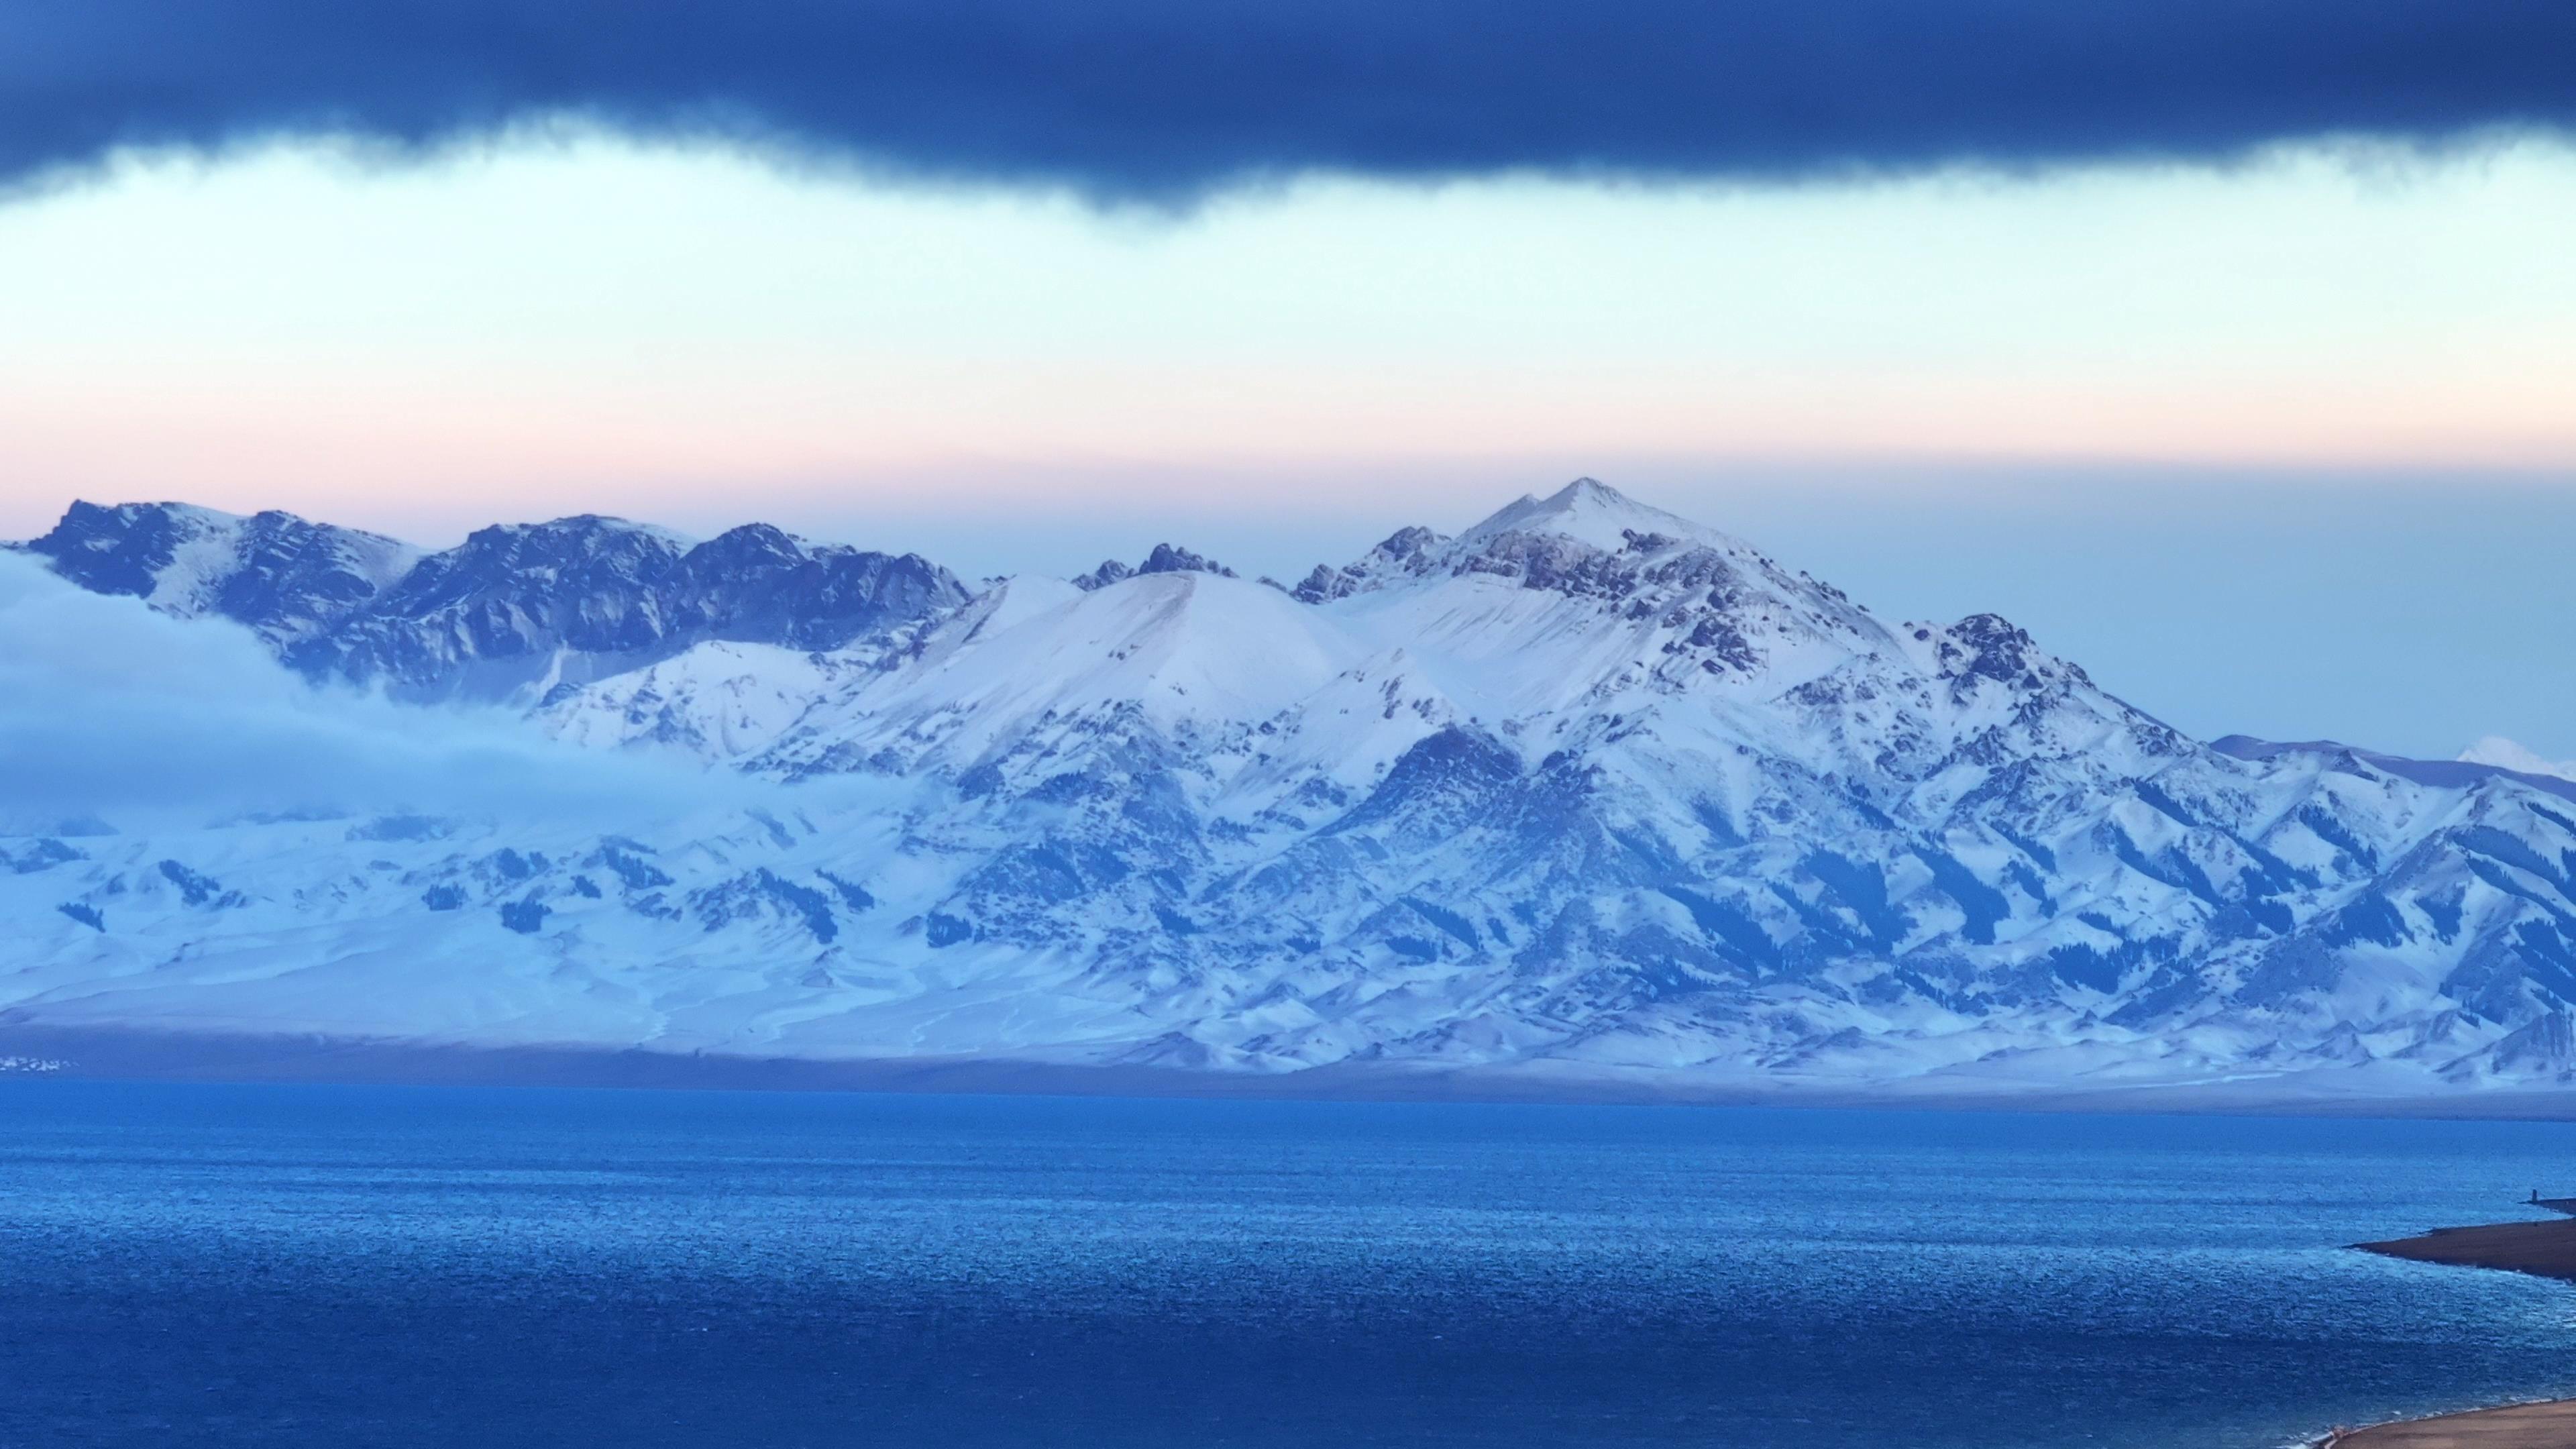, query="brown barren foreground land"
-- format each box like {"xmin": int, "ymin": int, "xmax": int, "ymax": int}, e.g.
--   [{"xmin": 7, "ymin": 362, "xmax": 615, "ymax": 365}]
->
[
  {"xmin": 2357, "ymin": 1216, "xmax": 2576, "ymax": 1281},
  {"xmin": 2336, "ymin": 1216, "xmax": 2576, "ymax": 1446},
  {"xmin": 2326, "ymin": 1399, "xmax": 2576, "ymax": 1447}
]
